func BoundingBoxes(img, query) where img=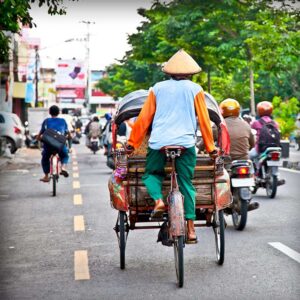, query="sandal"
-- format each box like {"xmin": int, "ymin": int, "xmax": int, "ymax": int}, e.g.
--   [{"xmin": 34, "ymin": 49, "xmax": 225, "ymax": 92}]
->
[
  {"xmin": 60, "ymin": 169, "xmax": 69, "ymax": 177},
  {"xmin": 186, "ymin": 235, "xmax": 198, "ymax": 244},
  {"xmin": 40, "ymin": 177, "xmax": 50, "ymax": 183},
  {"xmin": 150, "ymin": 199, "xmax": 165, "ymax": 219}
]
